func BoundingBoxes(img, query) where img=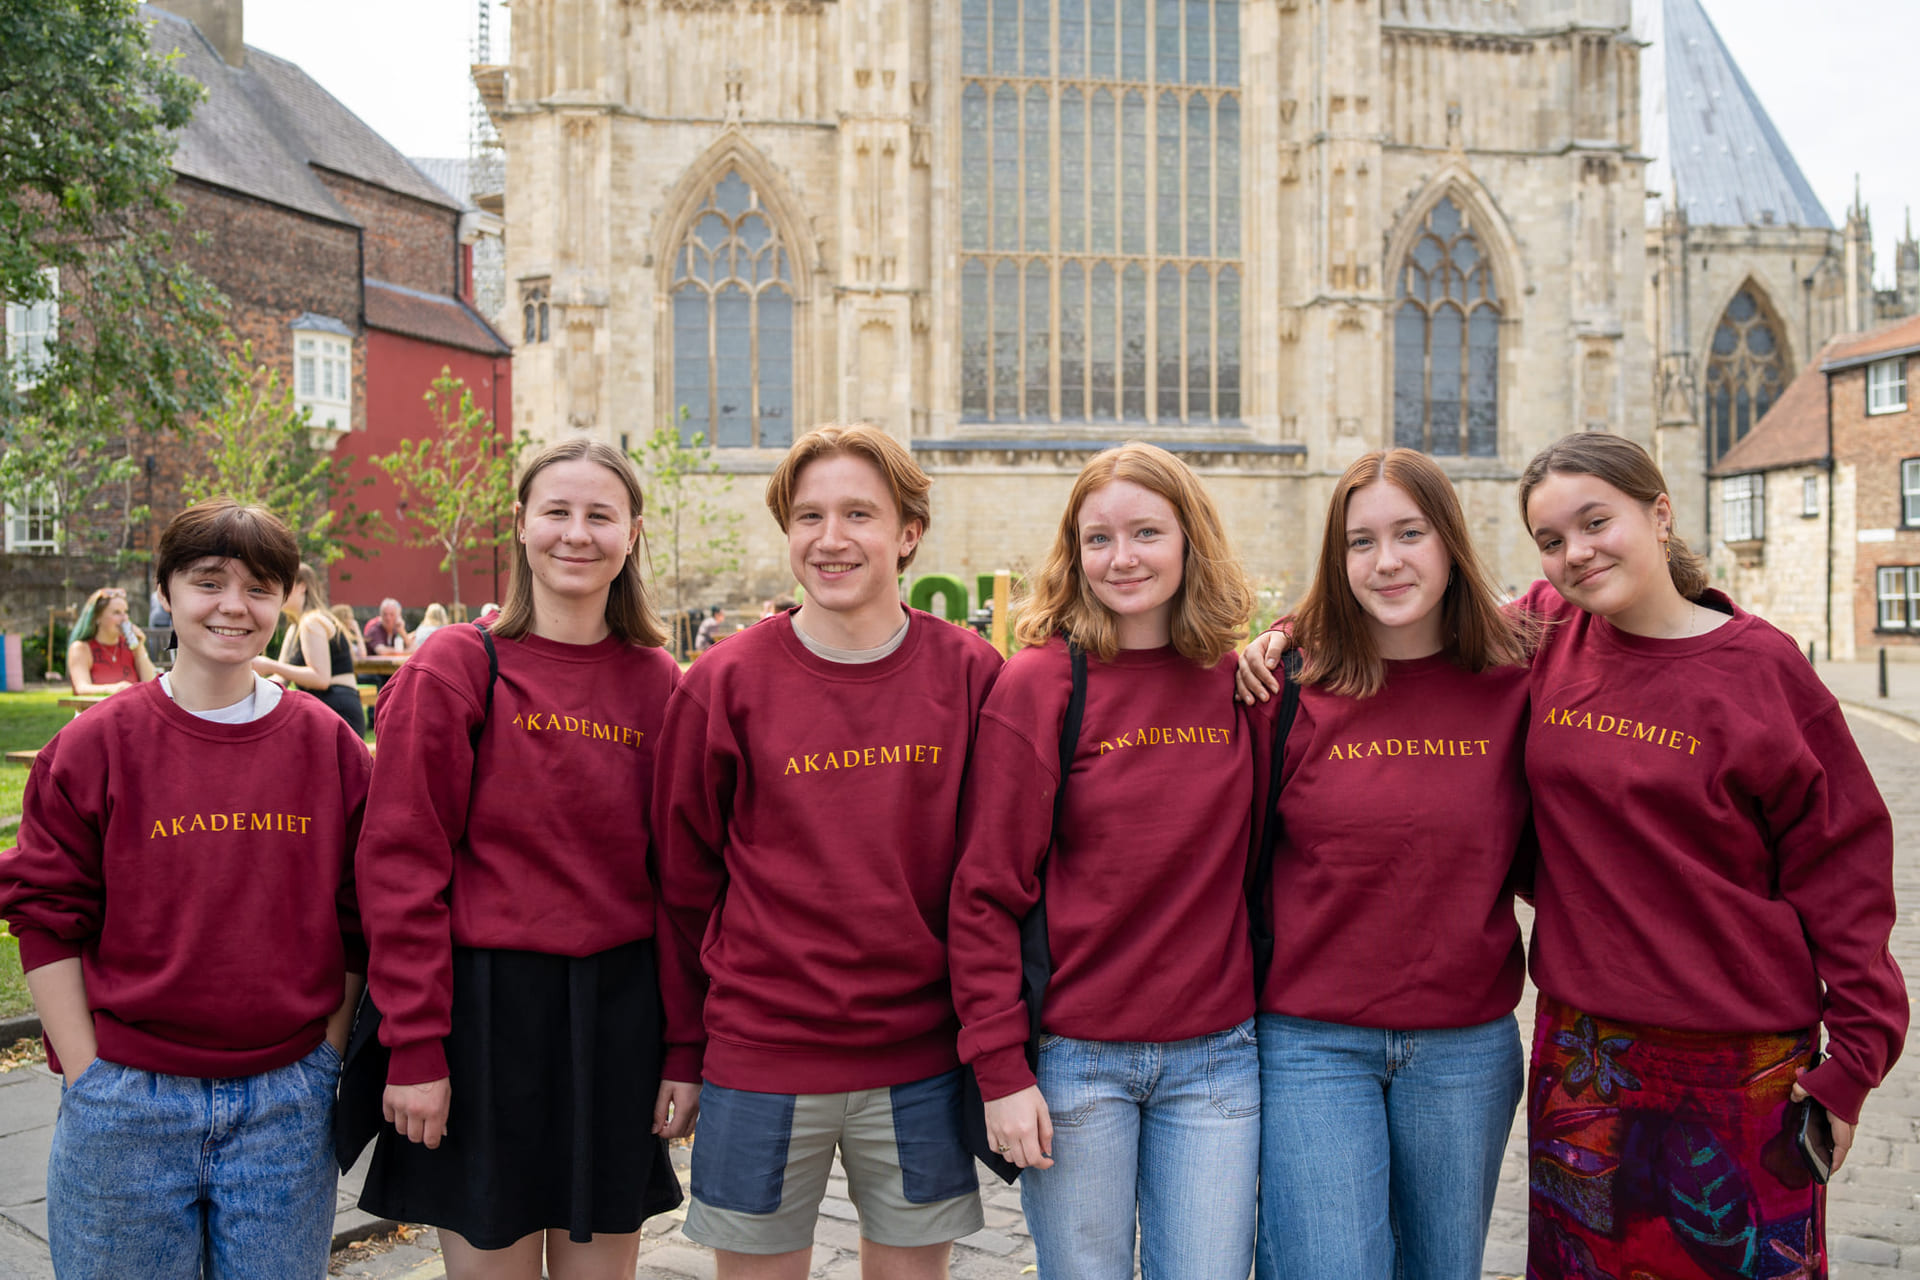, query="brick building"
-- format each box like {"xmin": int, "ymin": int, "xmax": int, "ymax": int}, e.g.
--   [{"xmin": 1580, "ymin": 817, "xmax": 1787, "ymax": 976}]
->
[
  {"xmin": 1, "ymin": 2, "xmax": 514, "ymax": 612},
  {"xmin": 1709, "ymin": 314, "xmax": 1920, "ymax": 661}
]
